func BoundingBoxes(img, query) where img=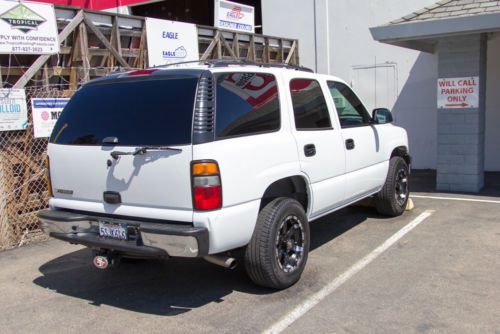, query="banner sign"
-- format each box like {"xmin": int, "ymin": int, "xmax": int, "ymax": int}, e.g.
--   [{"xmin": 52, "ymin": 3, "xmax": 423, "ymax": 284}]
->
[
  {"xmin": 31, "ymin": 98, "xmax": 69, "ymax": 138},
  {"xmin": 0, "ymin": 0, "xmax": 59, "ymax": 54},
  {"xmin": 214, "ymin": 0, "xmax": 254, "ymax": 33},
  {"xmin": 0, "ymin": 89, "xmax": 27, "ymax": 131},
  {"xmin": 437, "ymin": 76, "xmax": 479, "ymax": 109},
  {"xmin": 145, "ymin": 17, "xmax": 199, "ymax": 67}
]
